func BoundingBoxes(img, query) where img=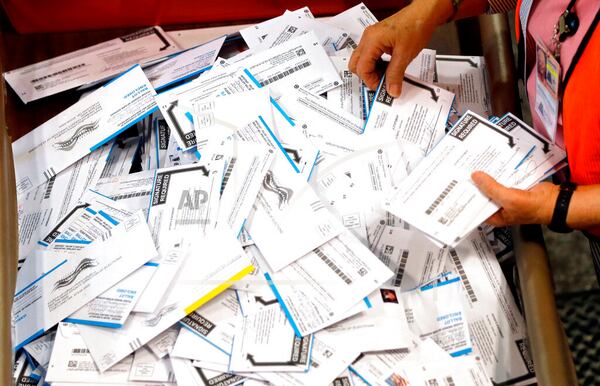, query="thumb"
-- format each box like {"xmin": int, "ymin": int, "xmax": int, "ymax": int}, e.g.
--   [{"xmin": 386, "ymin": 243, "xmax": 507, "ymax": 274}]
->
[
  {"xmin": 471, "ymin": 171, "xmax": 510, "ymax": 205},
  {"xmin": 385, "ymin": 52, "xmax": 408, "ymax": 97}
]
